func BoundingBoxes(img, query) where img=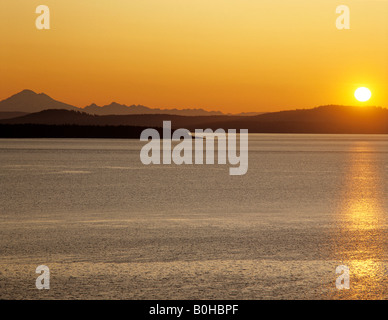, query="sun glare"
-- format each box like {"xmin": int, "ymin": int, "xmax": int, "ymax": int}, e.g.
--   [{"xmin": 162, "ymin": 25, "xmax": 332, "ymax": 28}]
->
[{"xmin": 355, "ymin": 87, "xmax": 372, "ymax": 102}]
